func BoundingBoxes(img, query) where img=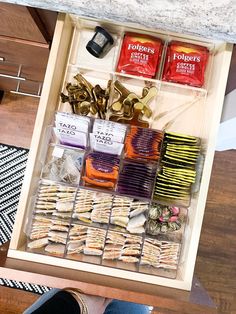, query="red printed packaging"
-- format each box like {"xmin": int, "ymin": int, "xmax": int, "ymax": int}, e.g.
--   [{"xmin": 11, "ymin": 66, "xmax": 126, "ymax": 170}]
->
[
  {"xmin": 116, "ymin": 32, "xmax": 163, "ymax": 78},
  {"xmin": 162, "ymin": 41, "xmax": 209, "ymax": 87}
]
